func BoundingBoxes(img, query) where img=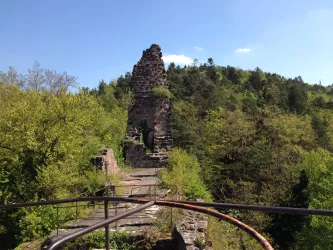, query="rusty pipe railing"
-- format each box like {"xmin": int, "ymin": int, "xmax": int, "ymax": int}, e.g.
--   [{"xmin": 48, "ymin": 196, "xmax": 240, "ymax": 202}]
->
[
  {"xmin": 0, "ymin": 197, "xmax": 132, "ymax": 209},
  {"xmin": 3, "ymin": 197, "xmax": 333, "ymax": 250},
  {"xmin": 155, "ymin": 200, "xmax": 273, "ymax": 250},
  {"xmin": 171, "ymin": 200, "xmax": 333, "ymax": 216},
  {"xmin": 48, "ymin": 199, "xmax": 273, "ymax": 250},
  {"xmin": 2, "ymin": 197, "xmax": 333, "ymax": 216}
]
